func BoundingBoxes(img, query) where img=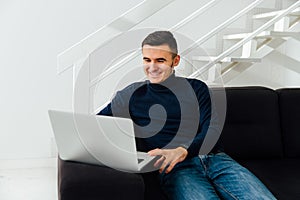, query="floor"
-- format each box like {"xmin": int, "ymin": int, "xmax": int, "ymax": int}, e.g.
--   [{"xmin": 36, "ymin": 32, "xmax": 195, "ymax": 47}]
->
[{"xmin": 0, "ymin": 158, "xmax": 57, "ymax": 200}]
